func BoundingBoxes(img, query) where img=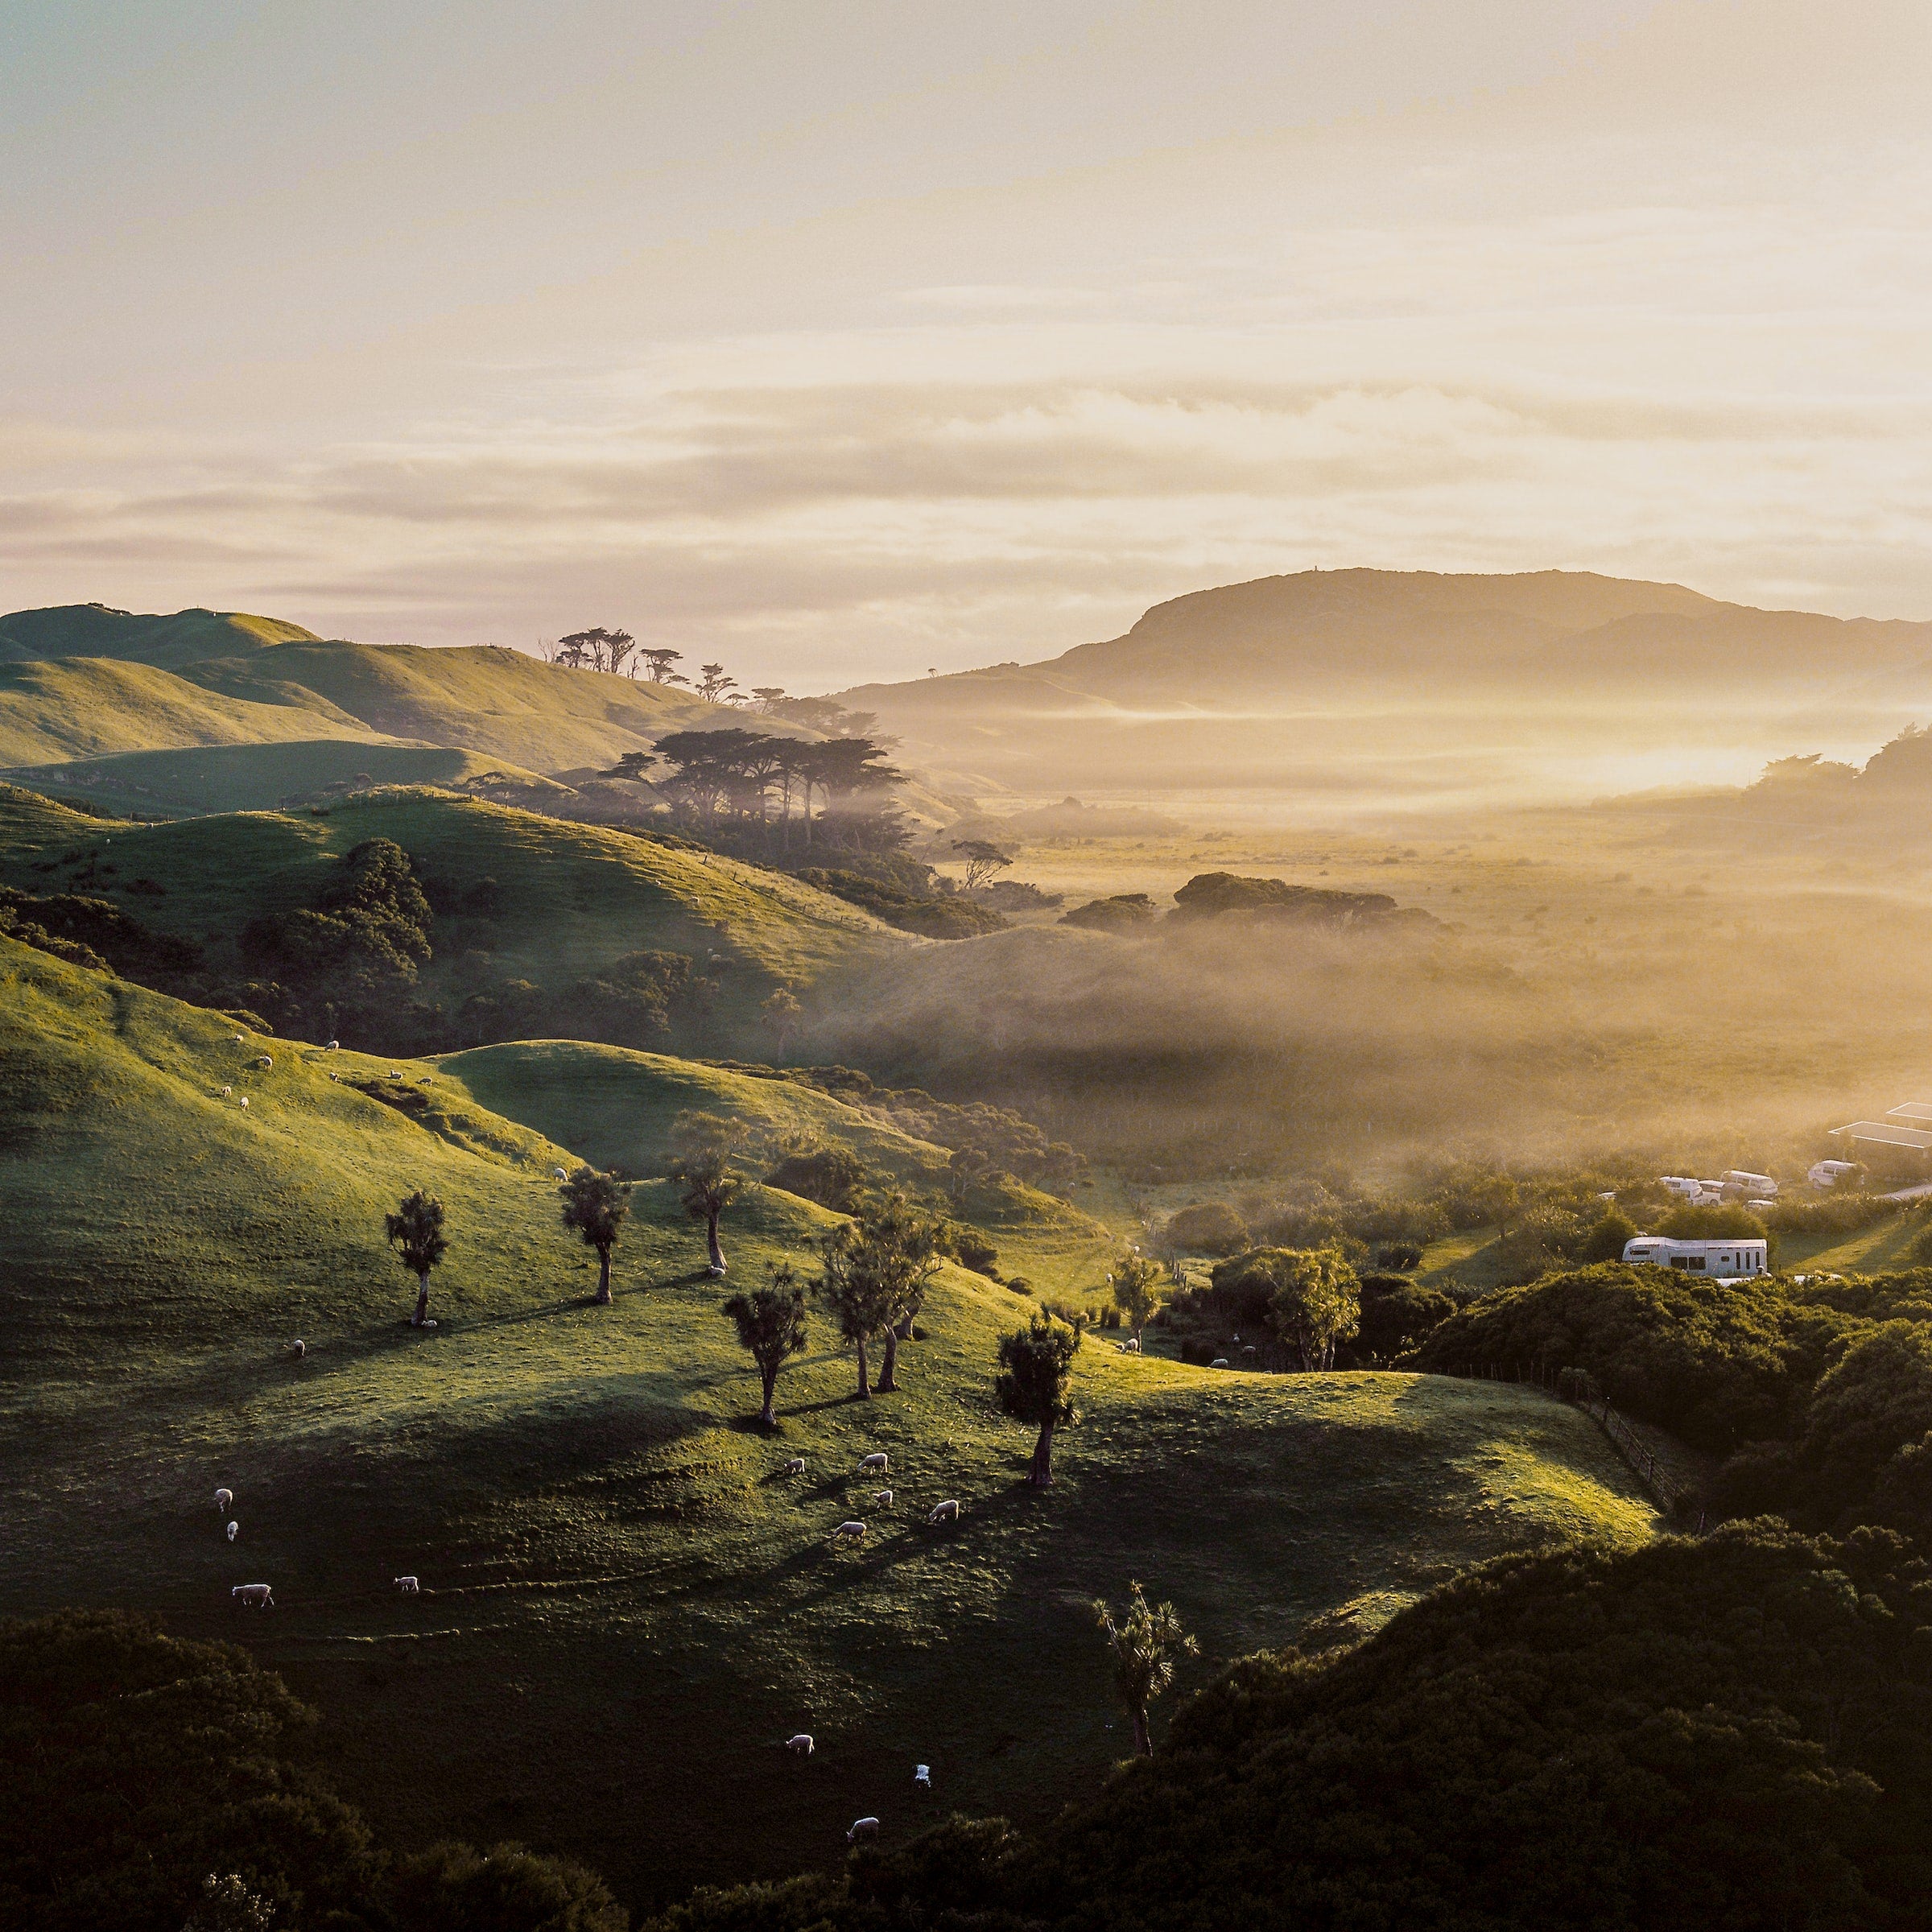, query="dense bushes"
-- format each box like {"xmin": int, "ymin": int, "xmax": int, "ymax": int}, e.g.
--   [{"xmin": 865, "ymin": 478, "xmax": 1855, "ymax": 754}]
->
[
  {"xmin": 640, "ymin": 1523, "xmax": 1932, "ymax": 1932},
  {"xmin": 1409, "ymin": 1263, "xmax": 1854, "ymax": 1451},
  {"xmin": 0, "ymin": 1610, "xmax": 624, "ymax": 1932},
  {"xmin": 1160, "ymin": 1202, "xmax": 1250, "ymax": 1257}
]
